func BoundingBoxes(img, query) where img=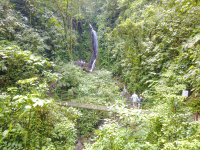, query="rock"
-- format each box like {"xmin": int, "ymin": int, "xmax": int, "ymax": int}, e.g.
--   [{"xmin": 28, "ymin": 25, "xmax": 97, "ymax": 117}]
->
[
  {"xmin": 82, "ymin": 63, "xmax": 92, "ymax": 72},
  {"xmin": 183, "ymin": 34, "xmax": 200, "ymax": 50},
  {"xmin": 74, "ymin": 137, "xmax": 85, "ymax": 150},
  {"xmin": 151, "ymin": 35, "xmax": 156, "ymax": 41},
  {"xmin": 74, "ymin": 61, "xmax": 94, "ymax": 72}
]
